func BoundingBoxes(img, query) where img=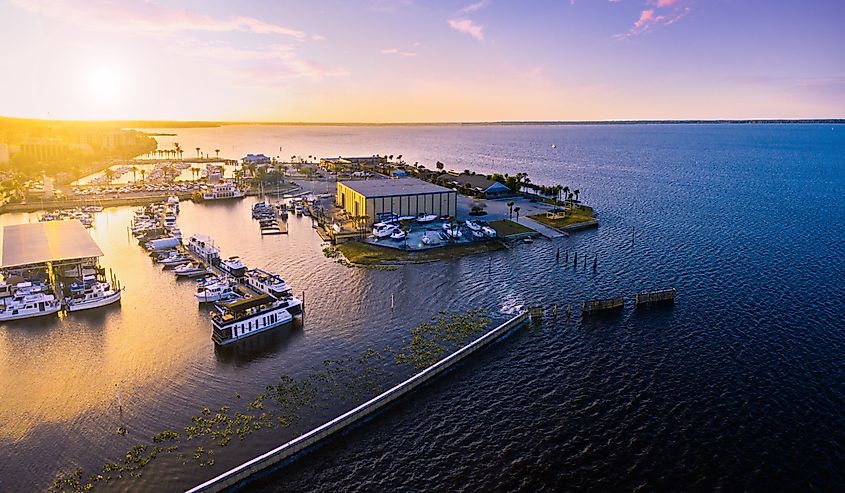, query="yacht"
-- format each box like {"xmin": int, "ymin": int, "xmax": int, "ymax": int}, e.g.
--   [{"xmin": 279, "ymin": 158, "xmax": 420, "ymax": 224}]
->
[
  {"xmin": 187, "ymin": 234, "xmax": 220, "ymax": 264},
  {"xmin": 481, "ymin": 226, "xmax": 497, "ymax": 237},
  {"xmin": 211, "ymin": 294, "xmax": 293, "ymax": 346},
  {"xmin": 65, "ymin": 281, "xmax": 121, "ymax": 312},
  {"xmin": 243, "ymin": 269, "xmax": 290, "ymax": 299},
  {"xmin": 220, "ymin": 256, "xmax": 247, "ymax": 277},
  {"xmin": 465, "ymin": 220, "xmax": 481, "ymax": 231},
  {"xmin": 0, "ymin": 282, "xmax": 62, "ymax": 321},
  {"xmin": 242, "ymin": 268, "xmax": 302, "ymax": 317},
  {"xmin": 195, "ymin": 277, "xmax": 237, "ymax": 303},
  {"xmin": 174, "ymin": 262, "xmax": 209, "ymax": 278},
  {"xmin": 158, "ymin": 252, "xmax": 191, "ymax": 267},
  {"xmin": 390, "ymin": 229, "xmax": 406, "ymax": 240},
  {"xmin": 416, "ymin": 213, "xmax": 438, "ymax": 223},
  {"xmin": 203, "ymin": 182, "xmax": 243, "ymax": 201},
  {"xmin": 373, "ymin": 223, "xmax": 396, "ymax": 239}
]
